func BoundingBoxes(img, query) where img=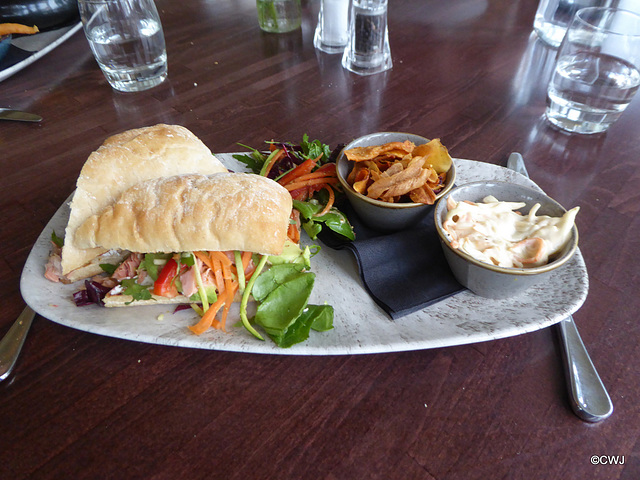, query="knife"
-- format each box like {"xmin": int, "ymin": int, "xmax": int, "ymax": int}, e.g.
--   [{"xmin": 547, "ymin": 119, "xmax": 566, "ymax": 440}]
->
[
  {"xmin": 0, "ymin": 109, "xmax": 42, "ymax": 122},
  {"xmin": 507, "ymin": 152, "xmax": 613, "ymax": 422},
  {"xmin": 0, "ymin": 306, "xmax": 35, "ymax": 381}
]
